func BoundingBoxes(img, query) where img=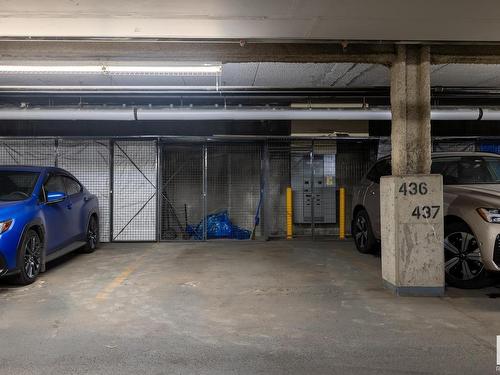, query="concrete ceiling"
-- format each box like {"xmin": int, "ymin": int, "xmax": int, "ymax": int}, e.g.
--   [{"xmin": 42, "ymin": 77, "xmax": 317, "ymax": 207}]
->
[
  {"xmin": 1, "ymin": 63, "xmax": 500, "ymax": 89},
  {"xmin": 2, "ymin": 0, "xmax": 500, "ymax": 41}
]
